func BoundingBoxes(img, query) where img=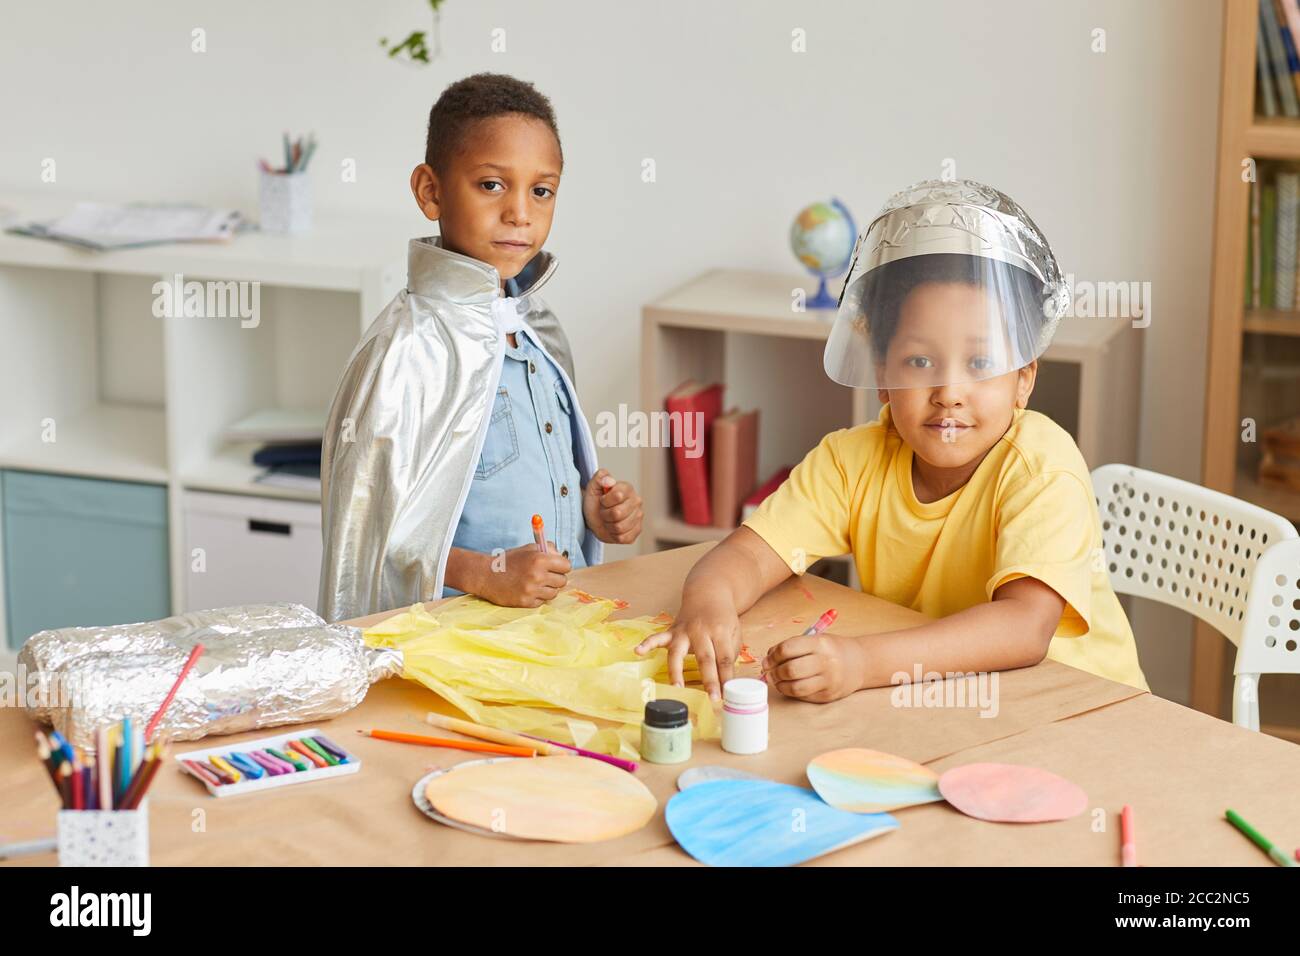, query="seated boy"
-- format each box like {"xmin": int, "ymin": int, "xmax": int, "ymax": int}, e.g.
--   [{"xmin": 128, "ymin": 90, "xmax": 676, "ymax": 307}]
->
[
  {"xmin": 637, "ymin": 179, "xmax": 1147, "ymax": 700},
  {"xmin": 319, "ymin": 73, "xmax": 642, "ymax": 622}
]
